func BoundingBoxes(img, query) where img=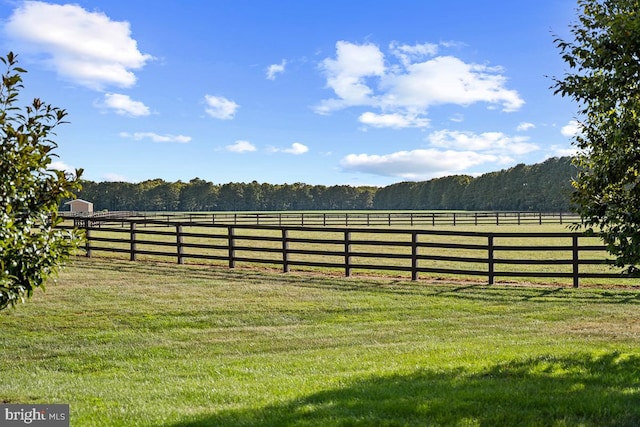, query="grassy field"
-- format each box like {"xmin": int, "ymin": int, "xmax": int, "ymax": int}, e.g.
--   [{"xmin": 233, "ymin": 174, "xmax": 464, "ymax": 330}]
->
[{"xmin": 1, "ymin": 257, "xmax": 639, "ymax": 426}]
